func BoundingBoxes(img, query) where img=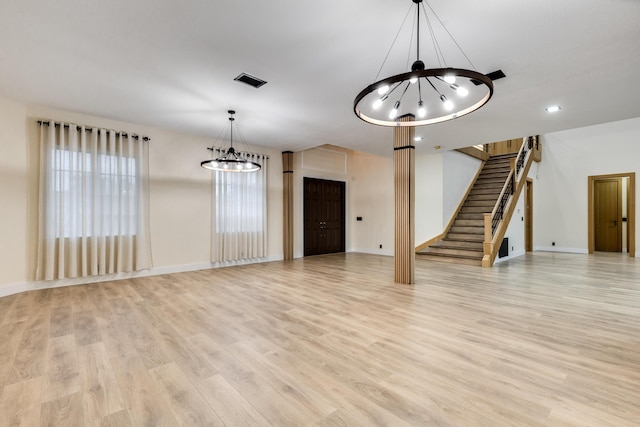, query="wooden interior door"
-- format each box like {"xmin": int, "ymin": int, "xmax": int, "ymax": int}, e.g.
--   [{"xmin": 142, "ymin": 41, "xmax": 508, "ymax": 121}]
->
[
  {"xmin": 303, "ymin": 178, "xmax": 345, "ymax": 256},
  {"xmin": 525, "ymin": 179, "xmax": 533, "ymax": 252},
  {"xmin": 594, "ymin": 178, "xmax": 622, "ymax": 252}
]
